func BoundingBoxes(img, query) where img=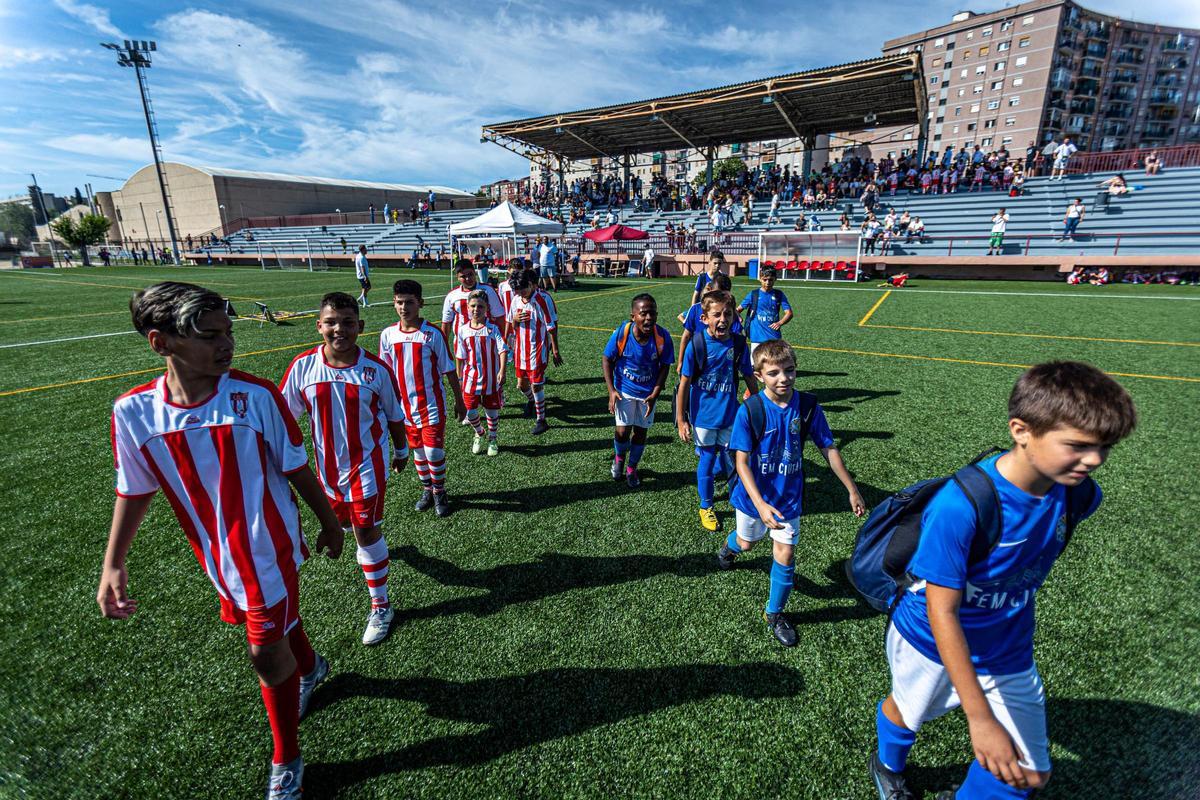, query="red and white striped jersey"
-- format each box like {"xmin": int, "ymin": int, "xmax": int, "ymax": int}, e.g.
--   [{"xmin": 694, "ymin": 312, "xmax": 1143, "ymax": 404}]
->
[
  {"xmin": 441, "ymin": 284, "xmax": 504, "ymax": 334},
  {"xmin": 532, "ymin": 288, "xmax": 559, "ymax": 327},
  {"xmin": 496, "ymin": 280, "xmax": 515, "ymax": 315},
  {"xmin": 378, "ymin": 320, "xmax": 454, "ymax": 427},
  {"xmin": 507, "ymin": 293, "xmax": 556, "ymax": 371},
  {"xmin": 454, "ymin": 322, "xmax": 507, "ymax": 396},
  {"xmin": 110, "ymin": 370, "xmax": 310, "ymax": 612},
  {"xmin": 279, "ymin": 346, "xmax": 405, "ymax": 504}
]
